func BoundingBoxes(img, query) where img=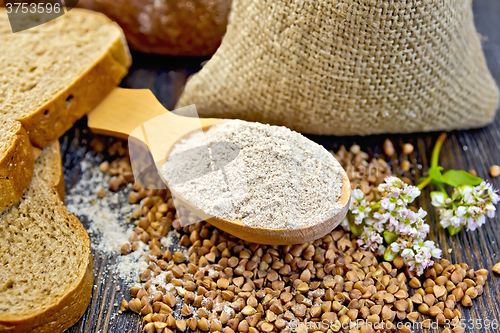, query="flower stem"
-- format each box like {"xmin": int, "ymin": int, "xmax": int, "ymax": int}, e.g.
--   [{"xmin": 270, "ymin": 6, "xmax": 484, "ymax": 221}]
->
[
  {"xmin": 417, "ymin": 132, "xmax": 447, "ymax": 191},
  {"xmin": 417, "ymin": 177, "xmax": 432, "ymax": 190},
  {"xmin": 437, "ymin": 183, "xmax": 449, "ymax": 197},
  {"xmin": 431, "ymin": 132, "xmax": 447, "ymax": 168}
]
